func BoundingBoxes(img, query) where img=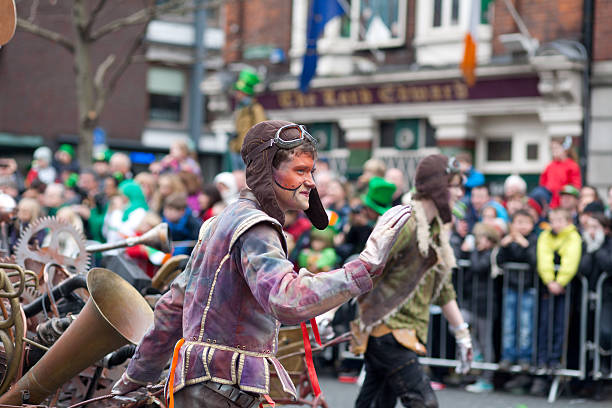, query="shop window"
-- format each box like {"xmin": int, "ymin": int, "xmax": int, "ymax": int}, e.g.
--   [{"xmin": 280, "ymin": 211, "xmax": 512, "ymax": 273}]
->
[
  {"xmin": 307, "ymin": 123, "xmax": 344, "ymax": 151},
  {"xmin": 379, "ymin": 119, "xmax": 419, "ymax": 150},
  {"xmin": 147, "ymin": 67, "xmax": 185, "ymax": 123},
  {"xmin": 414, "ymin": 0, "xmax": 493, "ymax": 66},
  {"xmin": 486, "ymin": 139, "xmax": 512, "ymax": 162},
  {"xmin": 526, "ymin": 143, "xmax": 539, "ymax": 161}
]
